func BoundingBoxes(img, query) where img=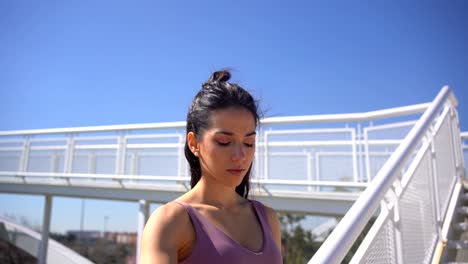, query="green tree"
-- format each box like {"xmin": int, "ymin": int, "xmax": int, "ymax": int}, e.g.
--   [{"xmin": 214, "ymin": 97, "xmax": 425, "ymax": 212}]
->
[
  {"xmin": 278, "ymin": 212, "xmax": 375, "ymax": 263},
  {"xmin": 279, "ymin": 213, "xmax": 321, "ymax": 264}
]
